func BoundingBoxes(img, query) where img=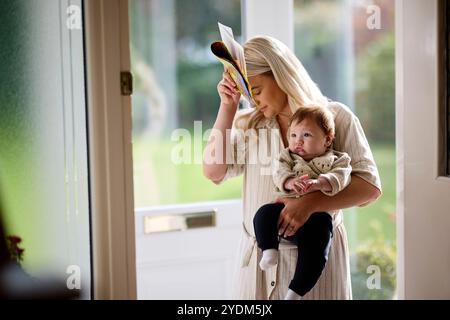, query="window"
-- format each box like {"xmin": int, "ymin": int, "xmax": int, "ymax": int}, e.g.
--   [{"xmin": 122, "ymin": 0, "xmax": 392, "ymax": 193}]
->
[
  {"xmin": 129, "ymin": 0, "xmax": 242, "ymax": 207},
  {"xmin": 294, "ymin": 0, "xmax": 396, "ymax": 299}
]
